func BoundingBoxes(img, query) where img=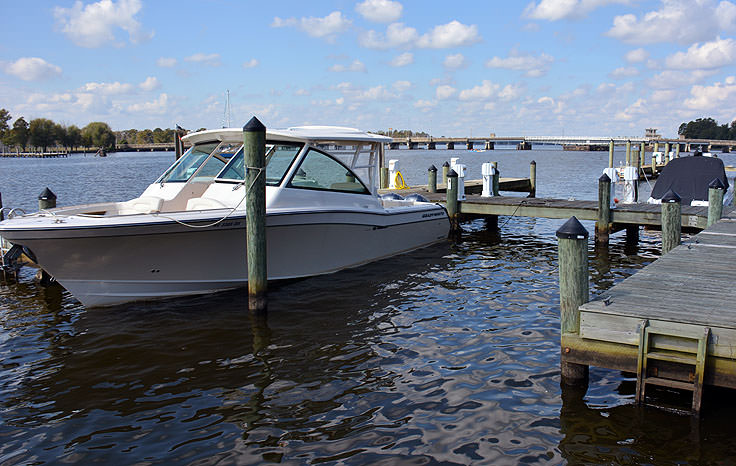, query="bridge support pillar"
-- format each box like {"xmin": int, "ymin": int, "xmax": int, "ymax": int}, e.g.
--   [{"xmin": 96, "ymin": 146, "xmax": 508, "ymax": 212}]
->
[
  {"xmin": 447, "ymin": 142, "xmax": 455, "ymax": 150},
  {"xmin": 389, "ymin": 142, "xmax": 399, "ymax": 150},
  {"xmin": 485, "ymin": 141, "xmax": 494, "ymax": 150},
  {"xmin": 427, "ymin": 142, "xmax": 436, "ymax": 150},
  {"xmin": 517, "ymin": 141, "xmax": 532, "ymax": 150},
  {"xmin": 466, "ymin": 140, "xmax": 474, "ymax": 150}
]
